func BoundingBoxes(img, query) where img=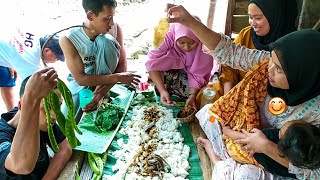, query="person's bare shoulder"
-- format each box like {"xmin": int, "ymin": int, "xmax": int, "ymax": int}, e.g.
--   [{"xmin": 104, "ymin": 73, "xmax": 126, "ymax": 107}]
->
[
  {"xmin": 59, "ymin": 36, "xmax": 79, "ymax": 59},
  {"xmin": 116, "ymin": 24, "xmax": 124, "ymax": 43},
  {"xmin": 59, "ymin": 36, "xmax": 73, "ymax": 49}
]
